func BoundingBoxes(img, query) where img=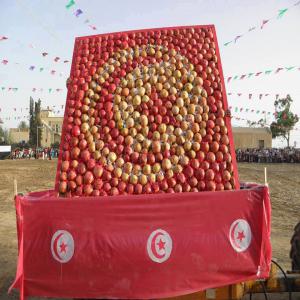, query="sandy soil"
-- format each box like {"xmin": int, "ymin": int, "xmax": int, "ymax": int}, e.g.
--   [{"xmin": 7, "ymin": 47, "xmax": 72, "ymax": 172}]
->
[{"xmin": 0, "ymin": 160, "xmax": 299, "ymax": 299}]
